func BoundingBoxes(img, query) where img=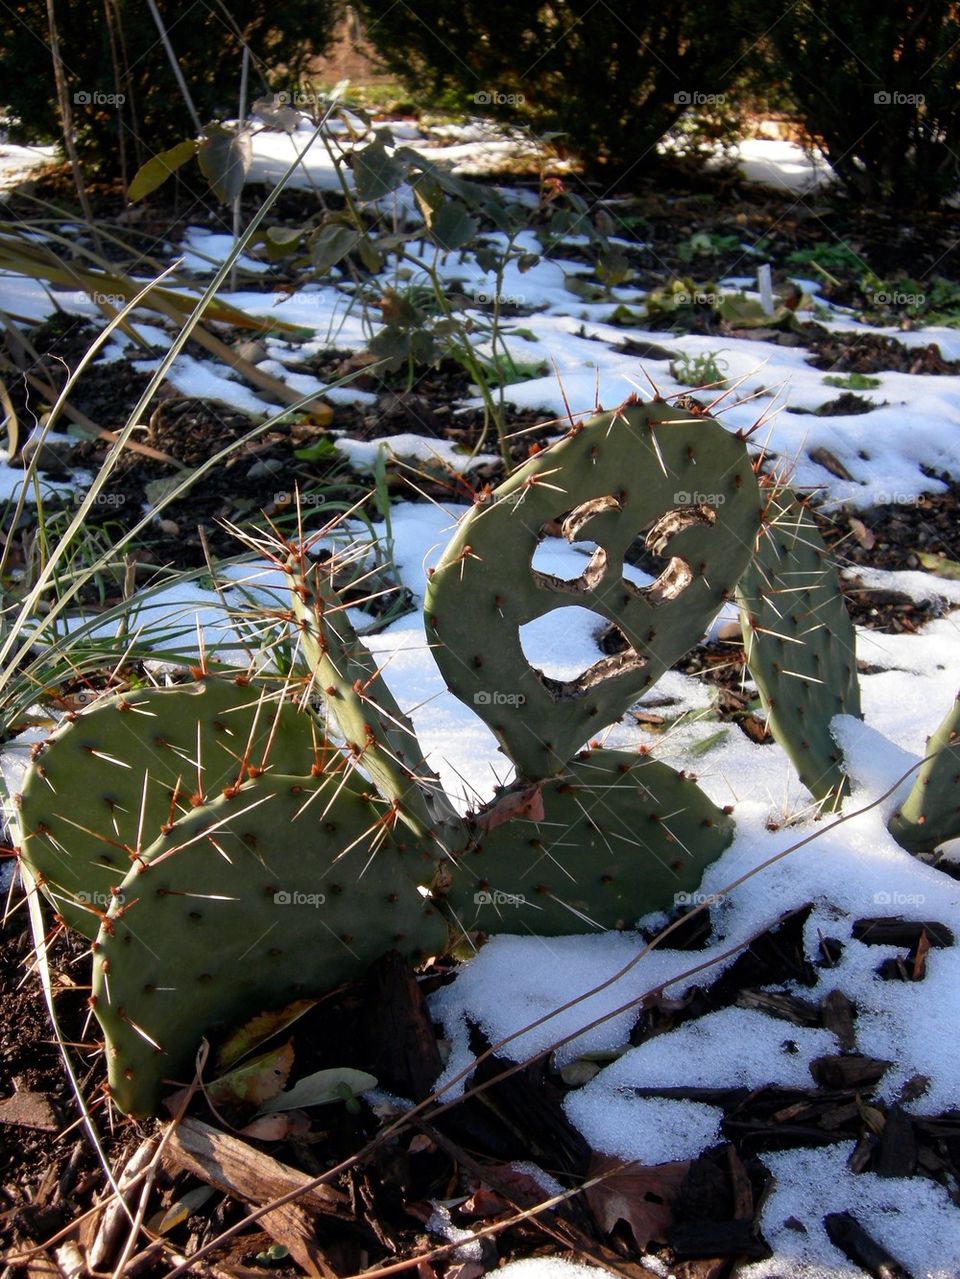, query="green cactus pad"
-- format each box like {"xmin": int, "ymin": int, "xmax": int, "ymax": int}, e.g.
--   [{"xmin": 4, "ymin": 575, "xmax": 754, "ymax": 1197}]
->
[
  {"xmin": 438, "ymin": 748, "xmax": 735, "ymax": 938},
  {"xmin": 92, "ymin": 772, "xmax": 449, "ymax": 1114},
  {"xmin": 18, "ymin": 678, "xmax": 325, "ymax": 937},
  {"xmin": 737, "ymin": 485, "xmax": 860, "ymax": 809},
  {"xmin": 423, "ymin": 397, "xmax": 761, "ymax": 779},
  {"xmin": 889, "ymin": 691, "xmax": 960, "ymax": 856},
  {"xmin": 289, "ymin": 555, "xmax": 463, "ymax": 841}
]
